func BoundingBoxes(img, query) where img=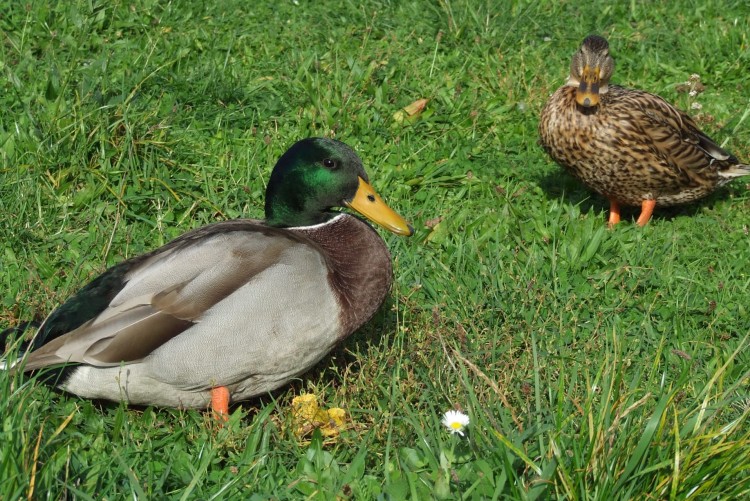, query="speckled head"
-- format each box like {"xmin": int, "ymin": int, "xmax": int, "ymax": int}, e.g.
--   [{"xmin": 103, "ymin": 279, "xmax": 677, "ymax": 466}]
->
[{"xmin": 566, "ymin": 35, "xmax": 615, "ymax": 108}]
